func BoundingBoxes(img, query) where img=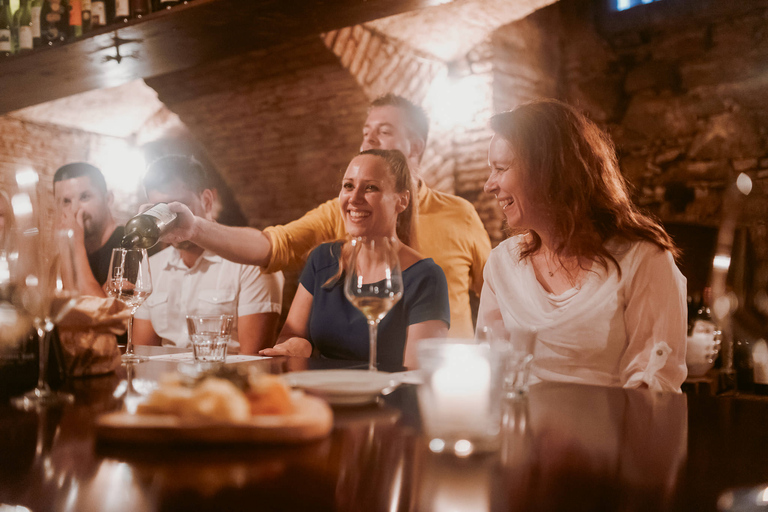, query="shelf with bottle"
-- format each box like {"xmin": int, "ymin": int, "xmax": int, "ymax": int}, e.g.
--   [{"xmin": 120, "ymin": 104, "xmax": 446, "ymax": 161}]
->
[
  {"xmin": 0, "ymin": 0, "xmax": 437, "ymax": 116},
  {"xmin": 0, "ymin": 0, "xmax": 194, "ymax": 57}
]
